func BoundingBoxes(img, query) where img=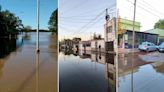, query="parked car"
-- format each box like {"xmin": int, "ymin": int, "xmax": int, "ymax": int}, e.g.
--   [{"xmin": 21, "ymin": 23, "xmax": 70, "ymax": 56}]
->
[
  {"xmin": 138, "ymin": 42, "xmax": 157, "ymax": 52},
  {"xmin": 157, "ymin": 42, "xmax": 164, "ymax": 52}
]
